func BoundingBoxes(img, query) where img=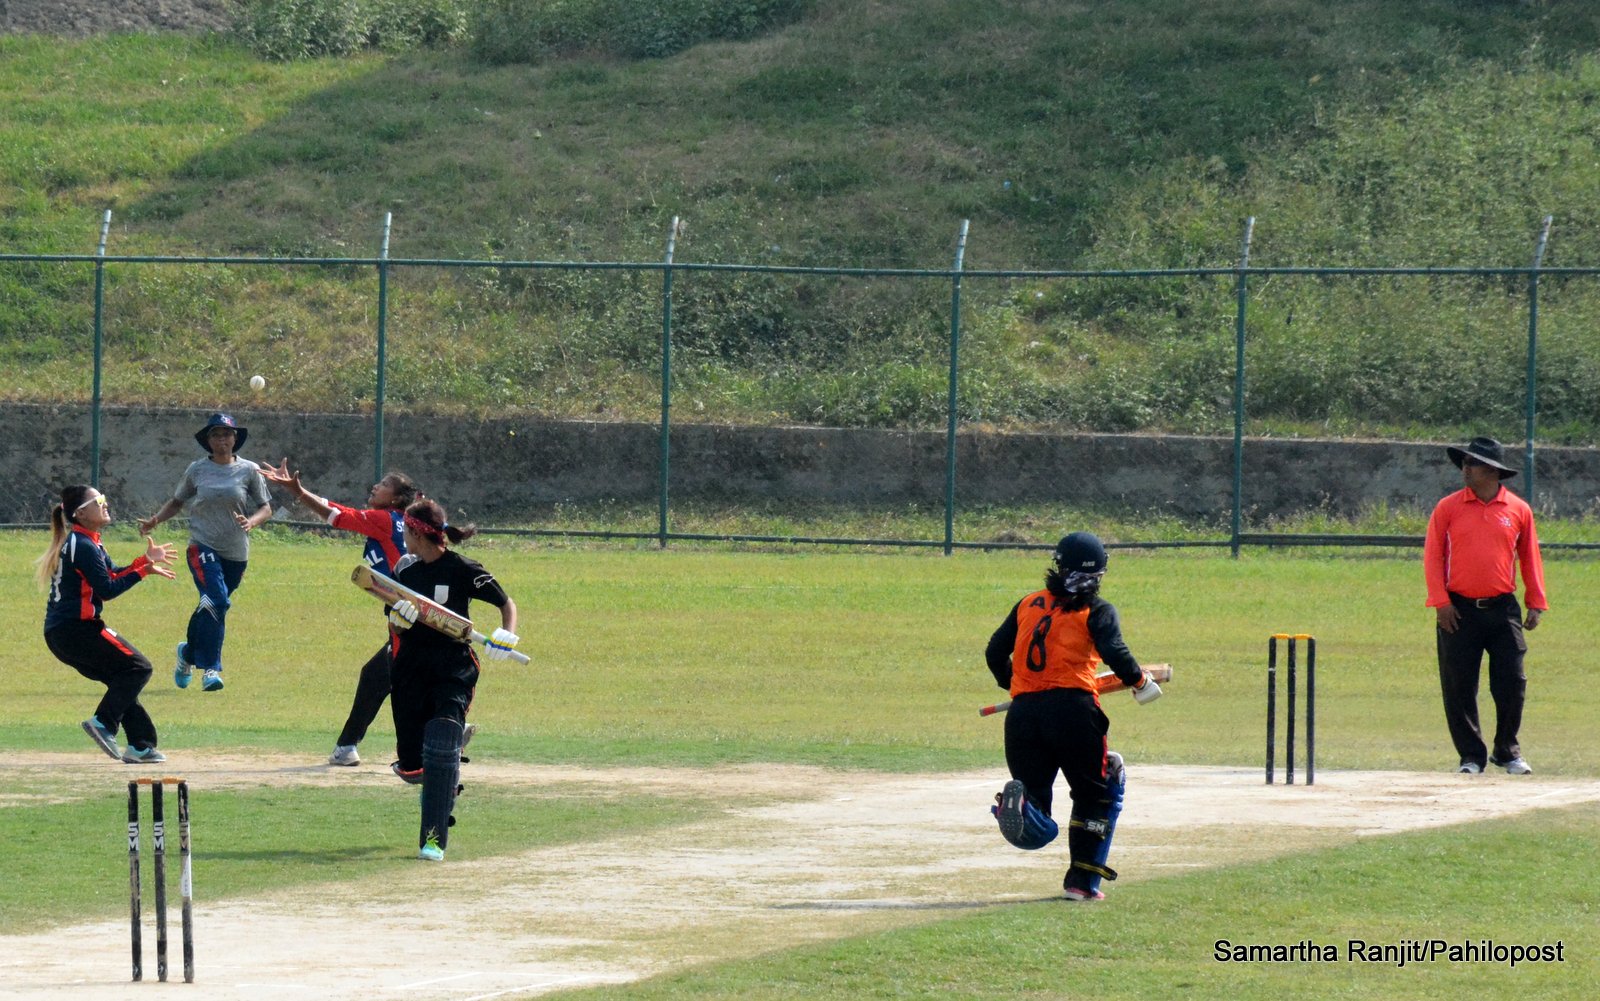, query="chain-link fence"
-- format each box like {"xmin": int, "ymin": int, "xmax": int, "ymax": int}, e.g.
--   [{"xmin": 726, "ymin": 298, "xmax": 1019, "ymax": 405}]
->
[{"xmin": 6, "ymin": 211, "xmax": 1599, "ymax": 552}]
